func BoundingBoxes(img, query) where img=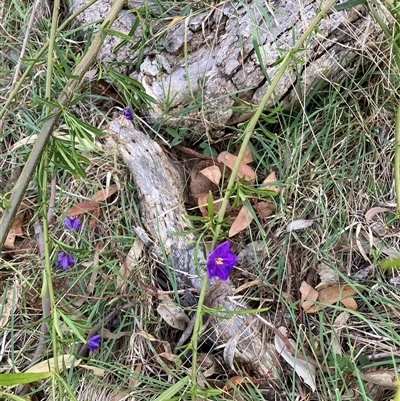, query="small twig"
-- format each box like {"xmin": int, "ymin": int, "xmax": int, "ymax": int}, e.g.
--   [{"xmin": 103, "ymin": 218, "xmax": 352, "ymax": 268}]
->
[
  {"xmin": 46, "ymin": 177, "xmax": 57, "ymax": 222},
  {"xmin": 174, "ymin": 314, "xmax": 196, "ymax": 353},
  {"xmin": 174, "ymin": 145, "xmax": 219, "ymax": 162}
]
